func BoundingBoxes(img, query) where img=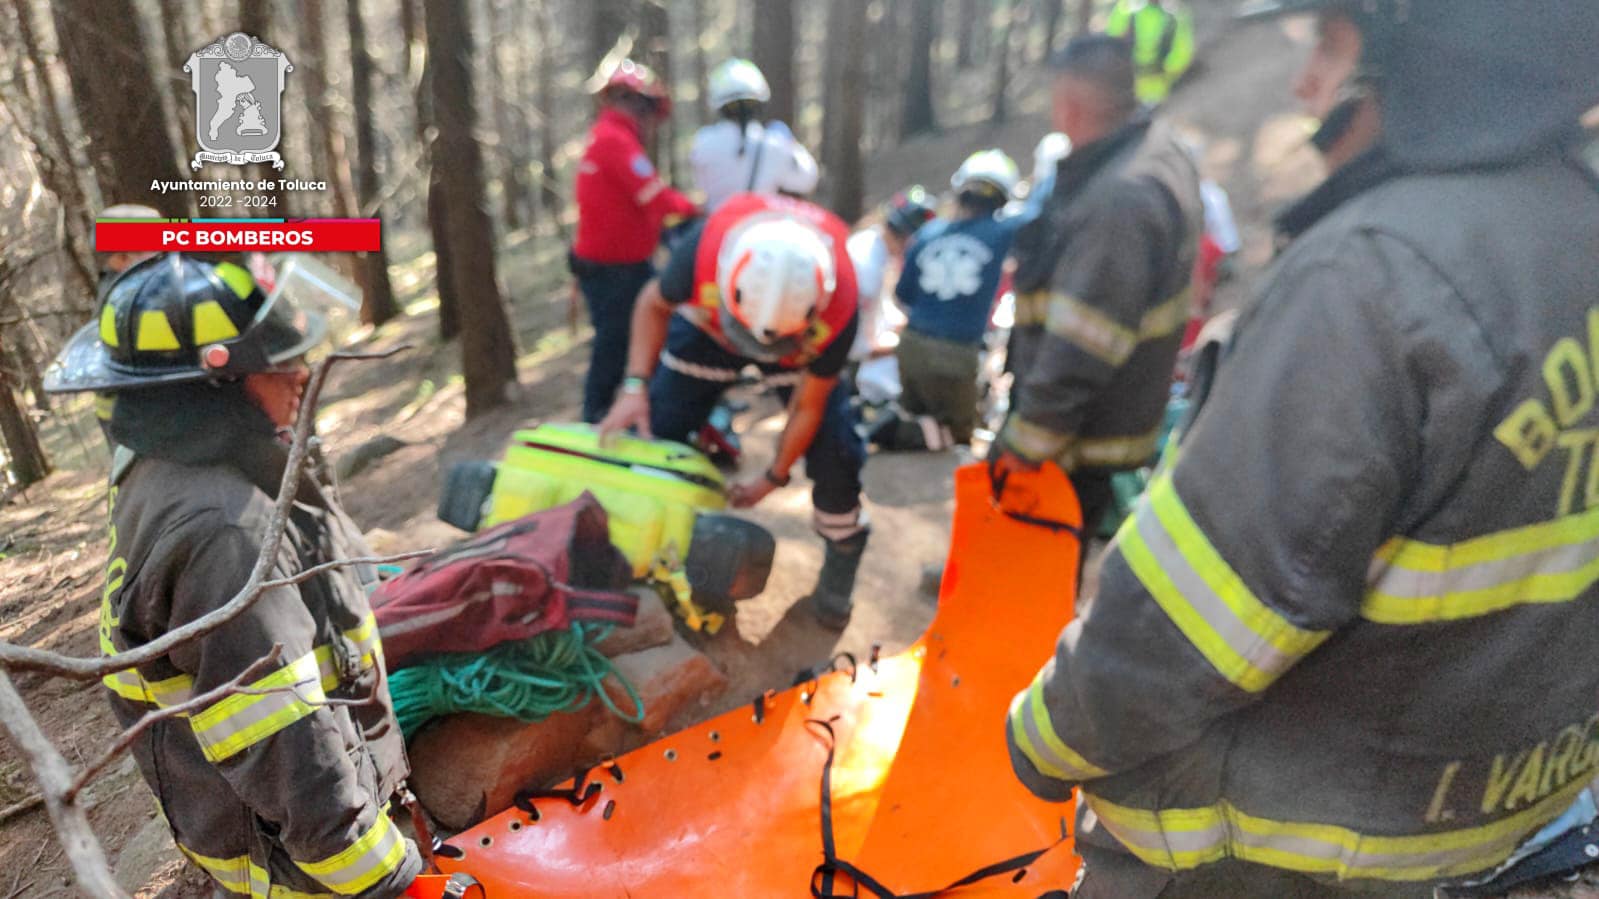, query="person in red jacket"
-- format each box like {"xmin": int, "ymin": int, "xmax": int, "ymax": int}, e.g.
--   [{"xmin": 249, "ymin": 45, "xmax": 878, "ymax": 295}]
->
[{"xmin": 572, "ymin": 60, "xmax": 700, "ymax": 423}]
